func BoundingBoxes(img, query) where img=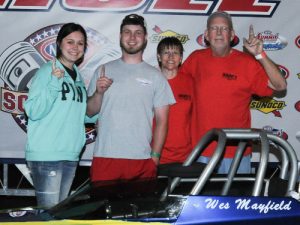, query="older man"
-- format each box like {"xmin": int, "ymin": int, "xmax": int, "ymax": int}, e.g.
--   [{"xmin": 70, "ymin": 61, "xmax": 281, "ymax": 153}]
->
[{"xmin": 179, "ymin": 11, "xmax": 286, "ymax": 173}]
